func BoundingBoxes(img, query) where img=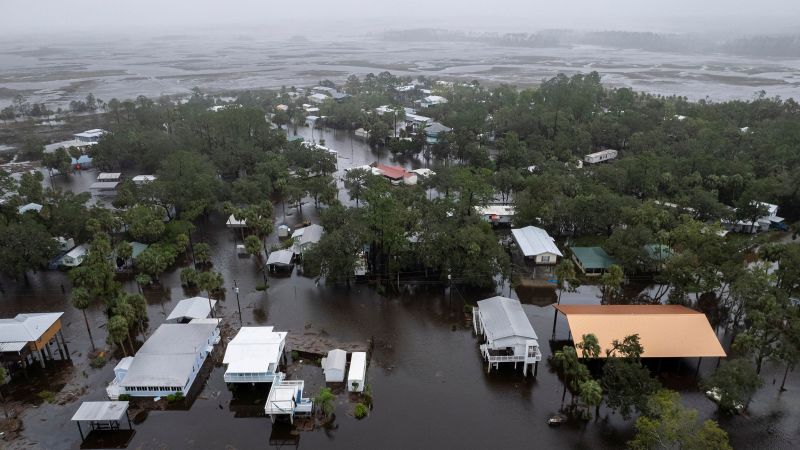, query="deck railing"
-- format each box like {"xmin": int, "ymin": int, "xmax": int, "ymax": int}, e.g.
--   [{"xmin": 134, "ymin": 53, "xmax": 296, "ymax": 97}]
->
[{"xmin": 224, "ymin": 372, "xmax": 277, "ymax": 383}]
